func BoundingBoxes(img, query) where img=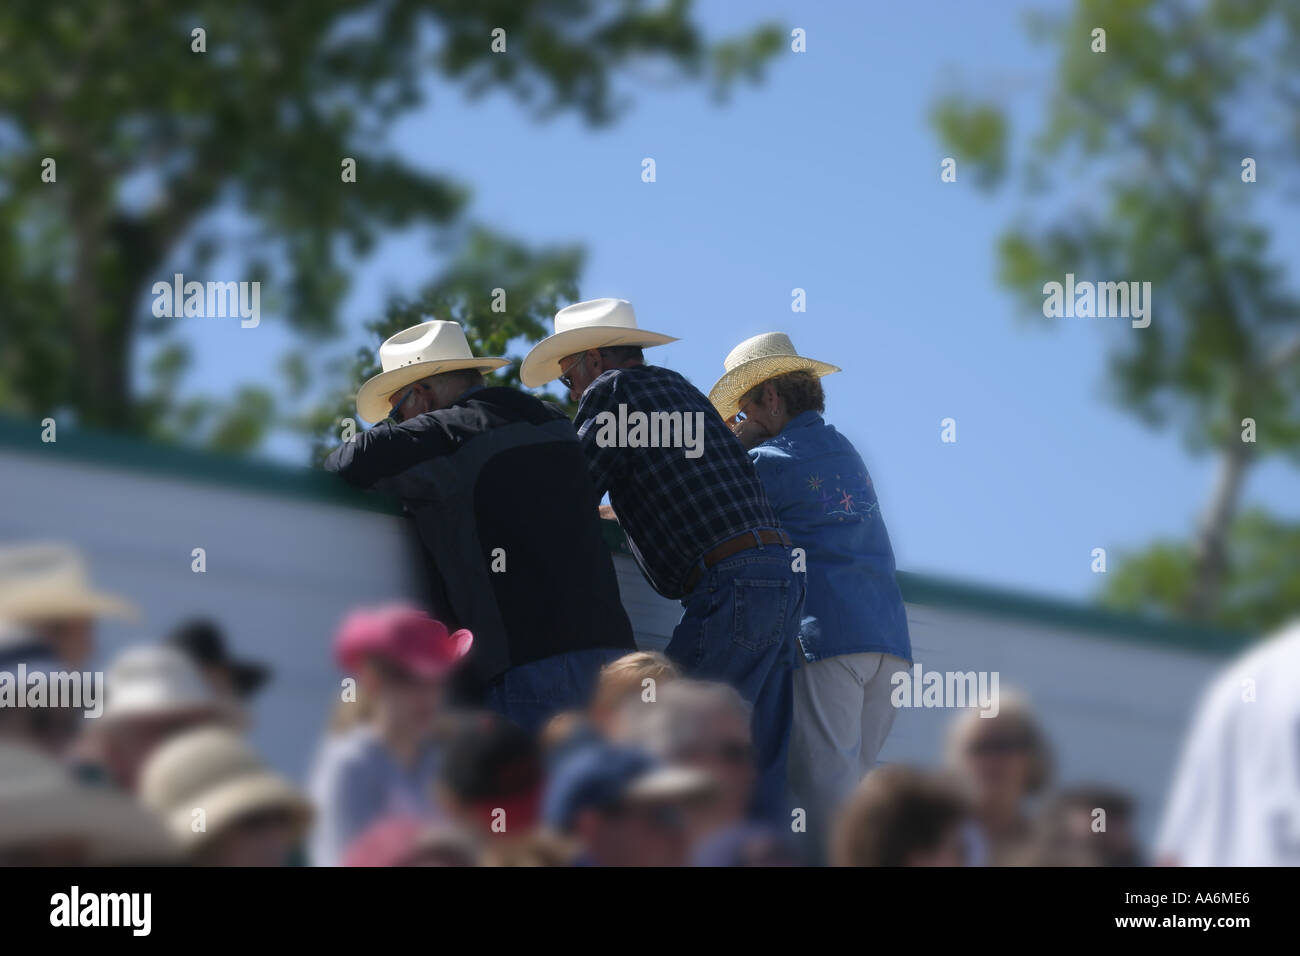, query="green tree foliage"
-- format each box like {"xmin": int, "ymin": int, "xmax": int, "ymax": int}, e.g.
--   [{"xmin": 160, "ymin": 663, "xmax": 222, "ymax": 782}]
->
[
  {"xmin": 1102, "ymin": 510, "xmax": 1300, "ymax": 632},
  {"xmin": 0, "ymin": 1, "xmax": 781, "ymax": 450},
  {"xmin": 932, "ymin": 0, "xmax": 1300, "ymax": 629}
]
